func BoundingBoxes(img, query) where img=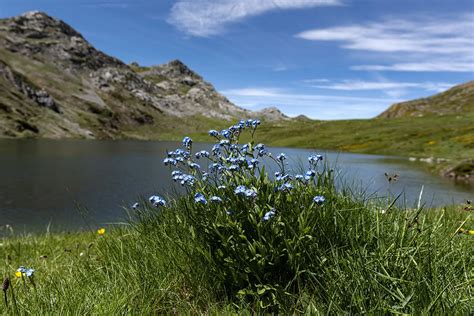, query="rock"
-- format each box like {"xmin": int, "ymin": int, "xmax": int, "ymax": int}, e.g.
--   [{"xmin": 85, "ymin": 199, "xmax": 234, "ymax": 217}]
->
[
  {"xmin": 255, "ymin": 107, "xmax": 289, "ymax": 121},
  {"xmin": 0, "ymin": 60, "xmax": 60, "ymax": 112},
  {"xmin": 419, "ymin": 157, "xmax": 435, "ymax": 164},
  {"xmin": 443, "ymin": 160, "xmax": 474, "ymax": 183}
]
